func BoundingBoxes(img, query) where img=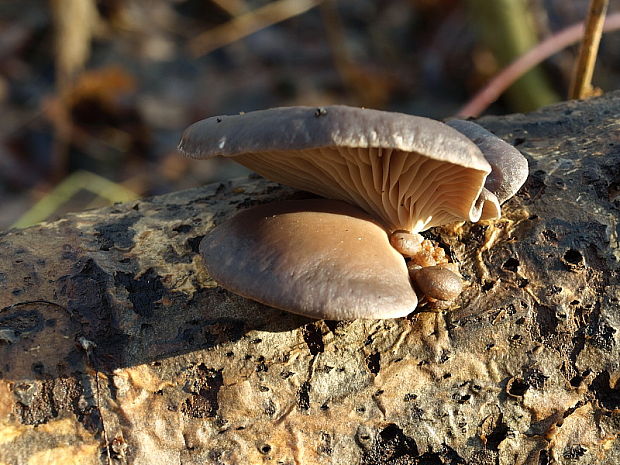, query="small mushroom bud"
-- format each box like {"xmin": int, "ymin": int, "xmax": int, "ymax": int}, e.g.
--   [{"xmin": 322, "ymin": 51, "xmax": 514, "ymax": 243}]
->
[
  {"xmin": 435, "ymin": 261, "xmax": 460, "ymax": 275},
  {"xmin": 389, "ymin": 230, "xmax": 424, "ymax": 256},
  {"xmin": 410, "ymin": 265, "xmax": 463, "ymax": 301}
]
